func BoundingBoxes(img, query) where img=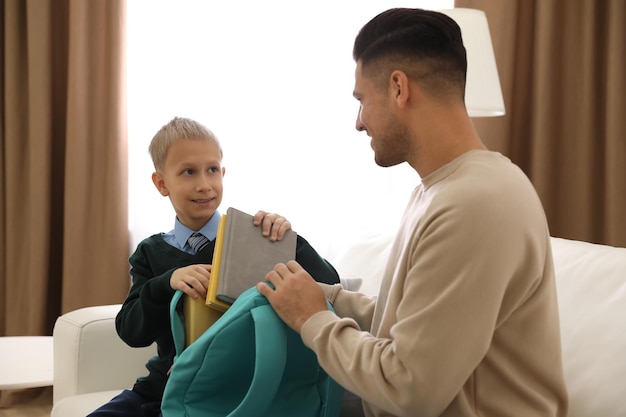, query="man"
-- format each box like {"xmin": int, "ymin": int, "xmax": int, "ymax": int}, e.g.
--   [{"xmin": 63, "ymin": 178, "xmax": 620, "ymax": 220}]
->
[{"xmin": 257, "ymin": 8, "xmax": 568, "ymax": 417}]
